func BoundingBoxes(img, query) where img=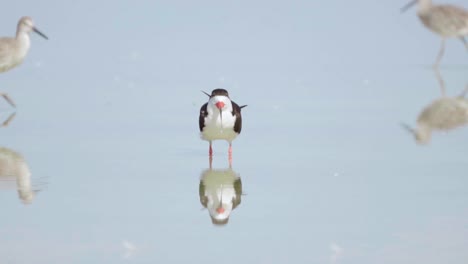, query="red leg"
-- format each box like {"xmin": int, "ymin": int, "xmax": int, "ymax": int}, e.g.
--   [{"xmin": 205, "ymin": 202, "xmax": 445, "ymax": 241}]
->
[
  {"xmin": 209, "ymin": 142, "xmax": 213, "ymax": 156},
  {"xmin": 228, "ymin": 143, "xmax": 232, "ymax": 159}
]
